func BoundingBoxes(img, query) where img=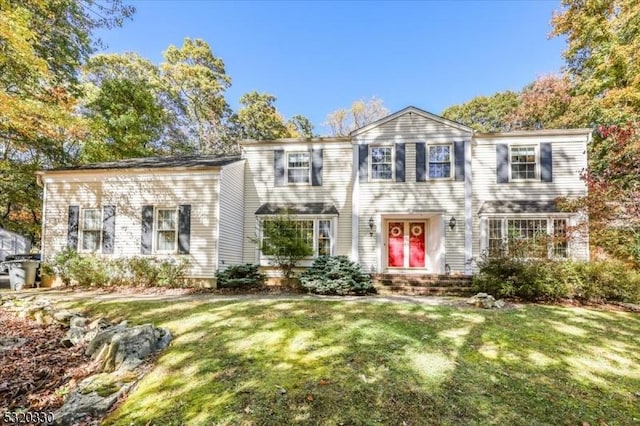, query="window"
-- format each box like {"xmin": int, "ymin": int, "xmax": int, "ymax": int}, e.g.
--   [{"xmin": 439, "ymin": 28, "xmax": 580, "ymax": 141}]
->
[
  {"xmin": 510, "ymin": 146, "xmax": 537, "ymax": 180},
  {"xmin": 261, "ymin": 217, "xmax": 333, "ymax": 257},
  {"xmin": 485, "ymin": 216, "xmax": 570, "ymax": 259},
  {"xmin": 553, "ymin": 219, "xmax": 568, "ymax": 258},
  {"xmin": 507, "ymin": 219, "xmax": 548, "ymax": 258},
  {"xmin": 428, "ymin": 144, "xmax": 452, "ymax": 179},
  {"xmin": 287, "ymin": 152, "xmax": 310, "ymax": 184},
  {"xmin": 488, "ymin": 219, "xmax": 504, "ymax": 257},
  {"xmin": 156, "ymin": 208, "xmax": 177, "ymax": 252},
  {"xmin": 81, "ymin": 209, "xmax": 102, "ymax": 252},
  {"xmin": 370, "ymin": 147, "xmax": 393, "ymax": 180}
]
